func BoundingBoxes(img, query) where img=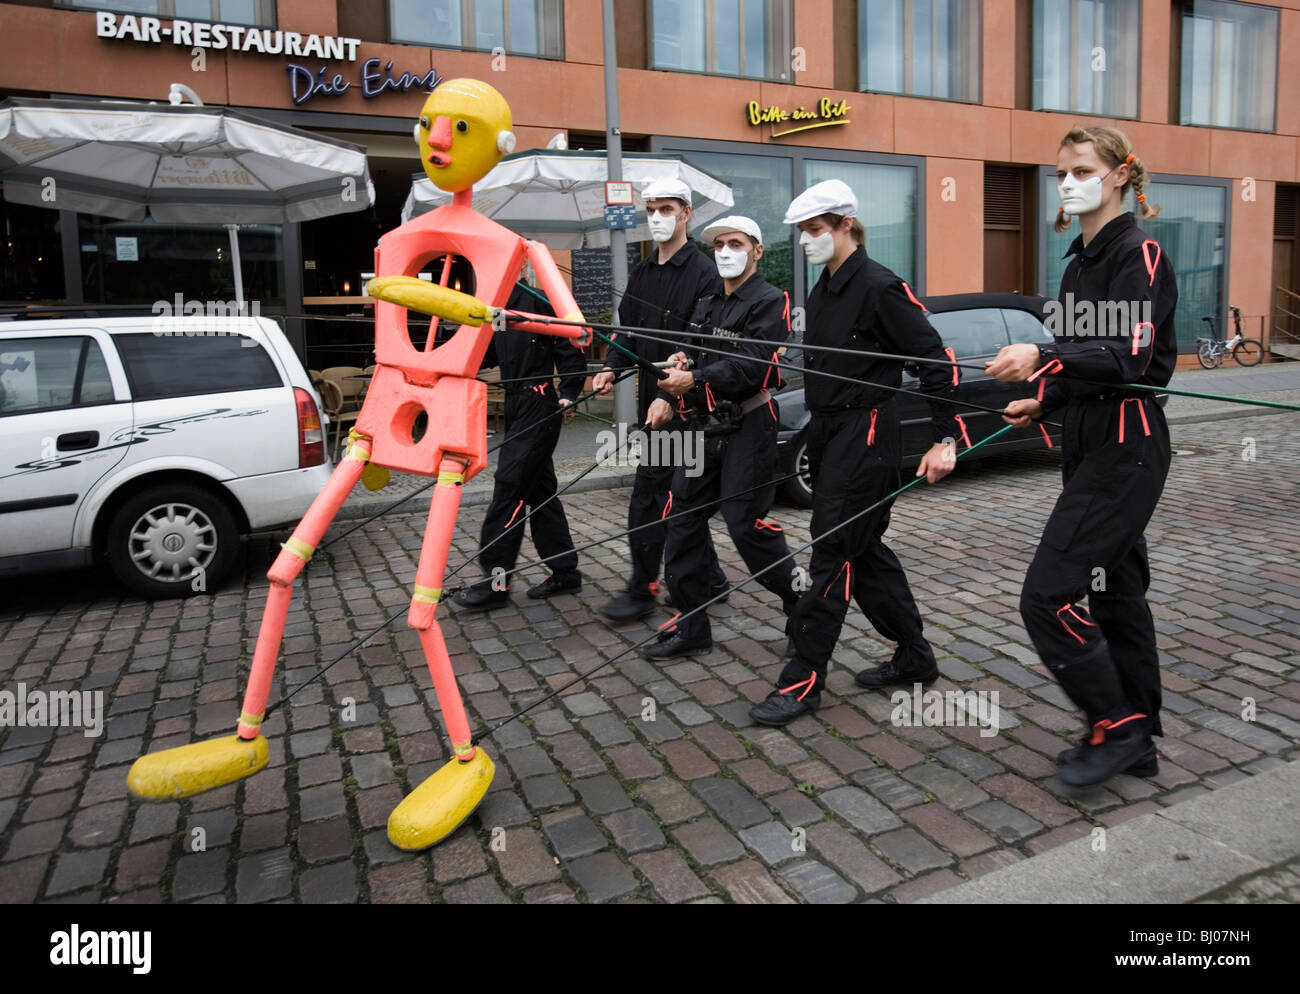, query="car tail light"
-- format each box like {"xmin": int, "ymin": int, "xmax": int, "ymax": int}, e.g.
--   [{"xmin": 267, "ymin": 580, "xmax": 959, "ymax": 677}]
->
[{"xmin": 294, "ymin": 387, "xmax": 325, "ymax": 467}]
